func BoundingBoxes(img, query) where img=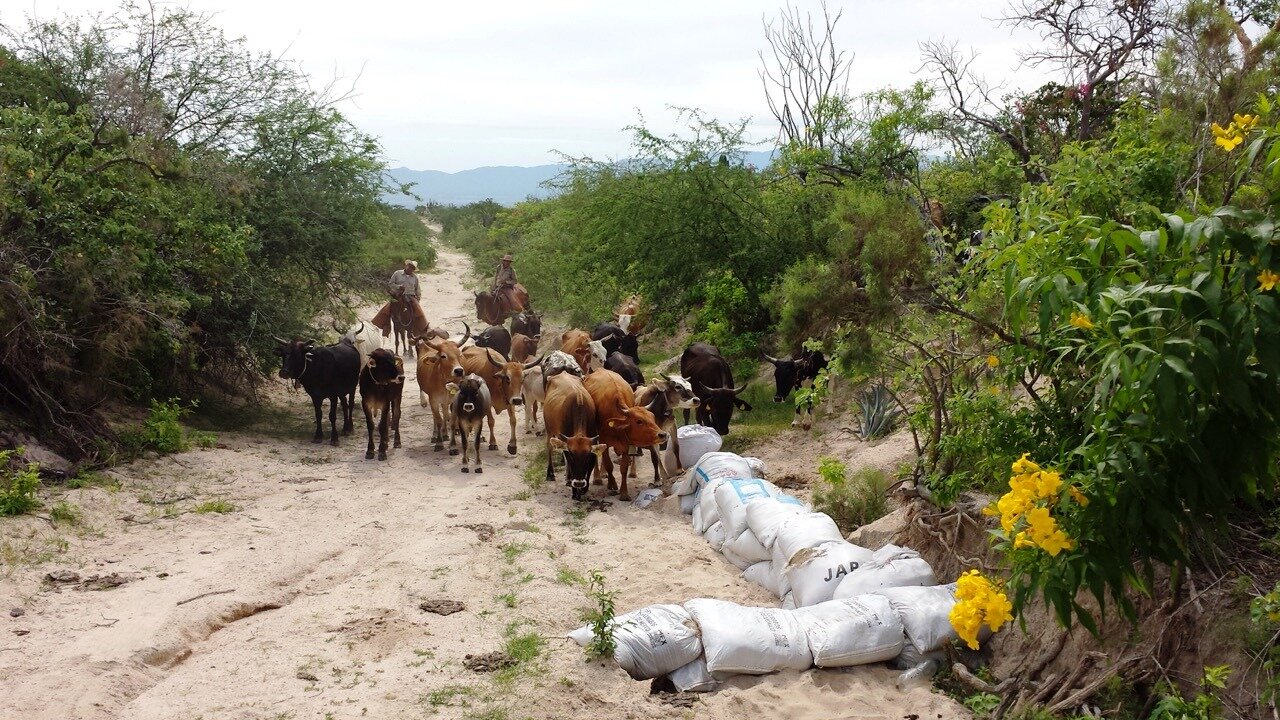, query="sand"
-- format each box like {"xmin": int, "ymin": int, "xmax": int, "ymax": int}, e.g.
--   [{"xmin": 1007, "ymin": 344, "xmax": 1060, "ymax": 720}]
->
[{"xmin": 0, "ymin": 241, "xmax": 967, "ymax": 720}]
